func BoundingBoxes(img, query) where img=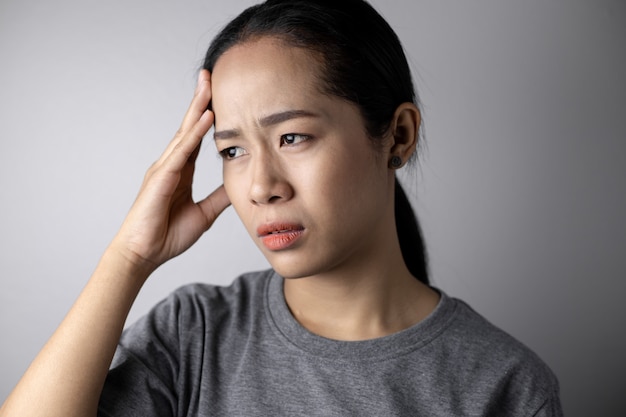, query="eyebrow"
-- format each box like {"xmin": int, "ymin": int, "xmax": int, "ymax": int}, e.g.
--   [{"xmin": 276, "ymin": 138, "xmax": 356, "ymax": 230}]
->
[{"xmin": 213, "ymin": 109, "xmax": 320, "ymax": 140}]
